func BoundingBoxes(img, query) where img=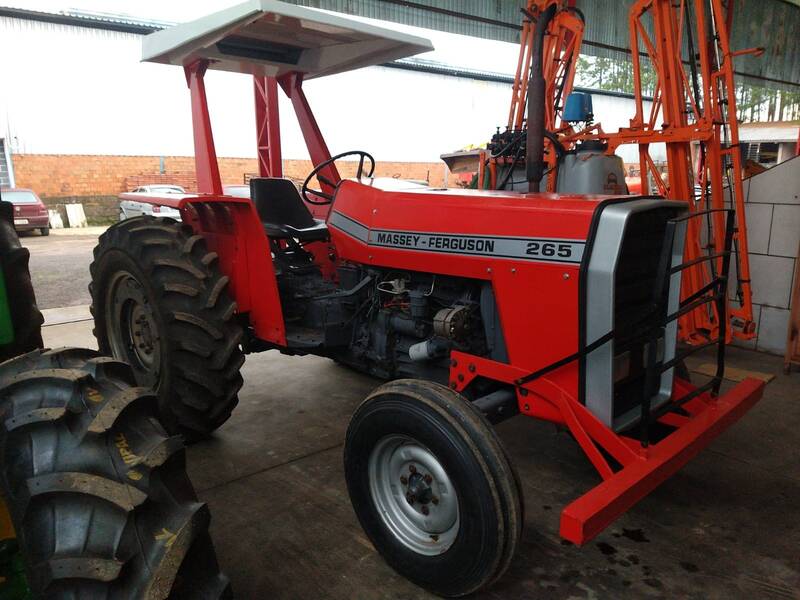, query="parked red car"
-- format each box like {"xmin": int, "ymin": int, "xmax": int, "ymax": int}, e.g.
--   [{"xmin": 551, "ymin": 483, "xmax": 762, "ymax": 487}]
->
[{"xmin": 0, "ymin": 188, "xmax": 50, "ymax": 235}]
